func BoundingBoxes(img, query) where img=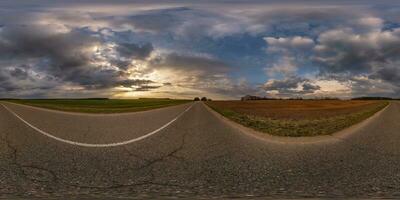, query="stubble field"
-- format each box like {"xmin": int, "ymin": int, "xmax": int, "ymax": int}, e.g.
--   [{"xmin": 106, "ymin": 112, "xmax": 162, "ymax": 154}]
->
[{"xmin": 207, "ymin": 100, "xmax": 388, "ymax": 137}]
